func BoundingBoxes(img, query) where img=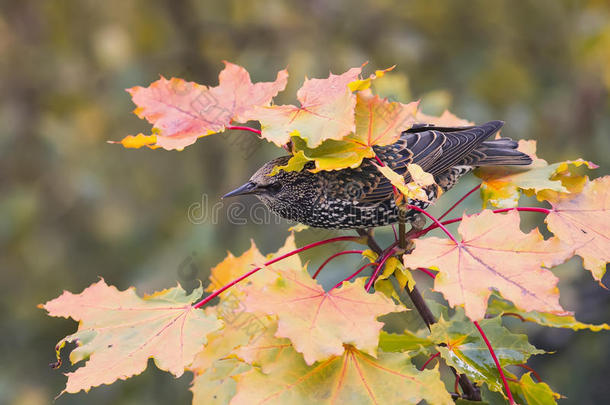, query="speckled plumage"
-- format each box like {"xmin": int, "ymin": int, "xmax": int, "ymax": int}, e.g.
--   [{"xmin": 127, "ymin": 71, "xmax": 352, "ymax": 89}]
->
[{"xmin": 223, "ymin": 121, "xmax": 531, "ymax": 229}]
